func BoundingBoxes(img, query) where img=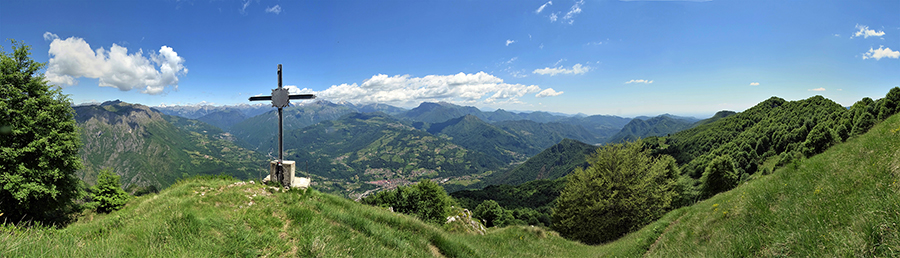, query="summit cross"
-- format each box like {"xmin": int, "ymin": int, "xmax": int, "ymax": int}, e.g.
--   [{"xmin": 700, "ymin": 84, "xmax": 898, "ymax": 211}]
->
[{"xmin": 249, "ymin": 64, "xmax": 315, "ymax": 187}]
